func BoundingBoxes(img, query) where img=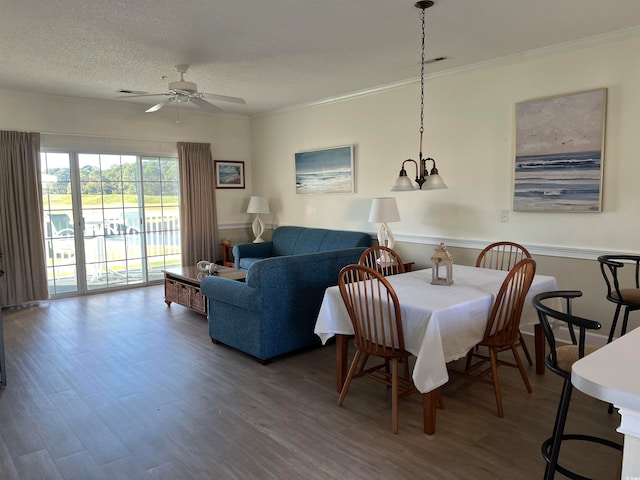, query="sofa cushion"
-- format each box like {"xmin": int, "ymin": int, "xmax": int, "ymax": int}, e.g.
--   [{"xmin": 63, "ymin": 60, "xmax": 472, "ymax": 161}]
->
[
  {"xmin": 319, "ymin": 230, "xmax": 370, "ymax": 251},
  {"xmin": 271, "ymin": 226, "xmax": 370, "ymax": 257},
  {"xmin": 238, "ymin": 257, "xmax": 264, "ymax": 270},
  {"xmin": 271, "ymin": 226, "xmax": 304, "ymax": 256},
  {"xmin": 290, "ymin": 228, "xmax": 331, "ymax": 254}
]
